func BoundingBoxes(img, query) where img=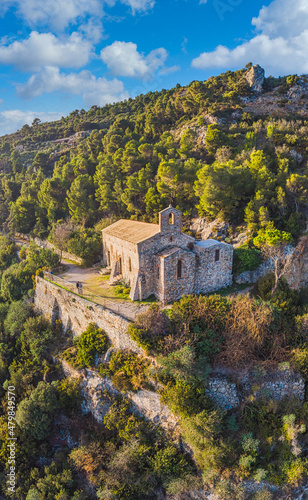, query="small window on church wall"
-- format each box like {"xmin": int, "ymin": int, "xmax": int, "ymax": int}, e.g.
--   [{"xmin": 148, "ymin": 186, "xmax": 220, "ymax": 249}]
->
[
  {"xmin": 129, "ymin": 257, "xmax": 132, "ymax": 272},
  {"xmin": 107, "ymin": 251, "xmax": 111, "ymax": 266},
  {"xmin": 215, "ymin": 249, "xmax": 220, "ymax": 262},
  {"xmin": 170, "ymin": 236, "xmax": 173, "ymax": 242},
  {"xmin": 157, "ymin": 265, "xmax": 160, "ymax": 279},
  {"xmin": 177, "ymin": 260, "xmax": 182, "ymax": 279},
  {"xmin": 168, "ymin": 213, "xmax": 175, "ymax": 225}
]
